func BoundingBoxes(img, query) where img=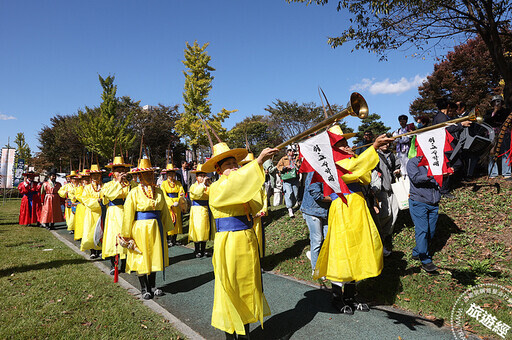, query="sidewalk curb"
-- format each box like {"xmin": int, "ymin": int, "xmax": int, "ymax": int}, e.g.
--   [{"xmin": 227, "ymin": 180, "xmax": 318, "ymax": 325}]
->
[{"xmin": 51, "ymin": 230, "xmax": 205, "ymax": 340}]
